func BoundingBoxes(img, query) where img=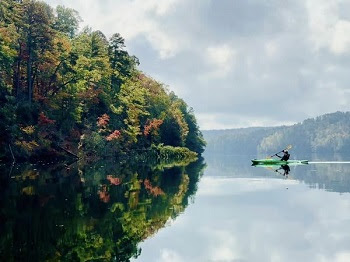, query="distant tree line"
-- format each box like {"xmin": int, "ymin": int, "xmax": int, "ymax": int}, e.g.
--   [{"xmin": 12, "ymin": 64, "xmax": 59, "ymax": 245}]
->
[
  {"xmin": 0, "ymin": 0, "xmax": 205, "ymax": 161},
  {"xmin": 203, "ymin": 111, "xmax": 350, "ymax": 155}
]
